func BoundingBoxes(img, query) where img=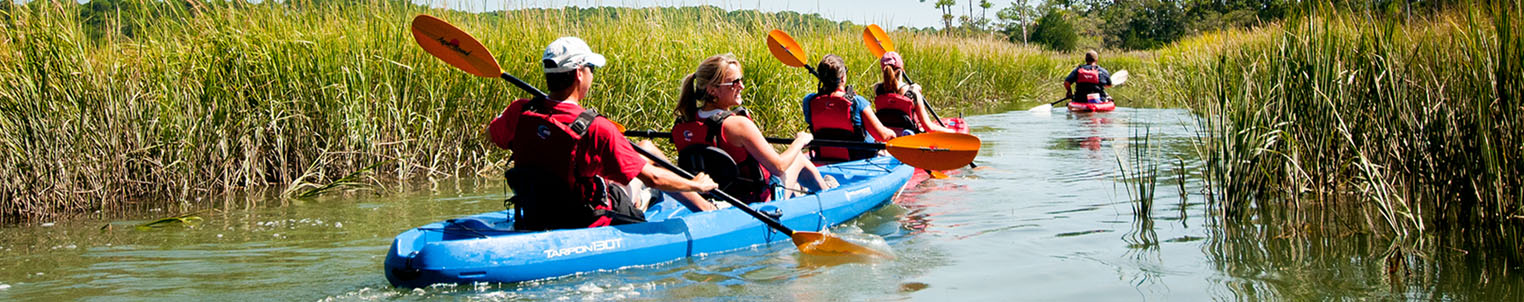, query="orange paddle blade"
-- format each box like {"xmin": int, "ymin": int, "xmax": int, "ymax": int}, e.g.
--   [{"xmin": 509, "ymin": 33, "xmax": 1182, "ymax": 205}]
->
[
  {"xmin": 791, "ymin": 231, "xmax": 894, "ymax": 259},
  {"xmin": 608, "ymin": 119, "xmax": 627, "ymax": 133},
  {"xmin": 885, "ymin": 133, "xmax": 981, "ymax": 171},
  {"xmin": 862, "ymin": 24, "xmax": 895, "ymax": 57},
  {"xmin": 928, "ymin": 170, "xmax": 950, "ymax": 179},
  {"xmin": 411, "ymin": 14, "xmax": 501, "ymax": 78},
  {"xmin": 766, "ymin": 29, "xmax": 809, "ymax": 68}
]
